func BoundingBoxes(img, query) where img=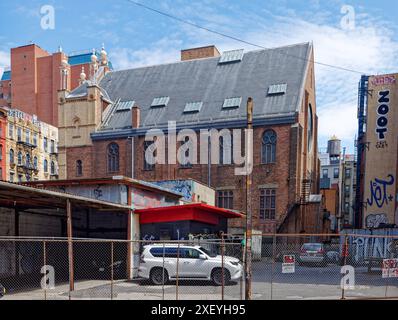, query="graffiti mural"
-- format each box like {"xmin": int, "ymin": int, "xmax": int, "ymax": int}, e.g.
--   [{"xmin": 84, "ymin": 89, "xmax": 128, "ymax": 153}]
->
[
  {"xmin": 366, "ymin": 174, "xmax": 395, "ymax": 208},
  {"xmin": 341, "ymin": 229, "xmax": 398, "ymax": 263}
]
